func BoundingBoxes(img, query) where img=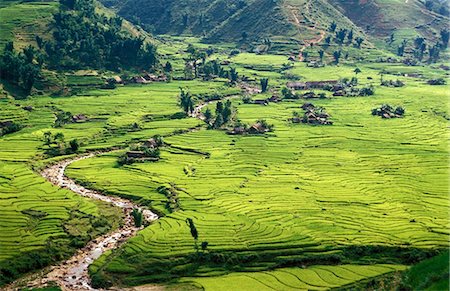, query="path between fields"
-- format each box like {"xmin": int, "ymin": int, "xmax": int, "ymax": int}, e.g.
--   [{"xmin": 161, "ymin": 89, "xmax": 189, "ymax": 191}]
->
[
  {"xmin": 286, "ymin": 4, "xmax": 326, "ymax": 61},
  {"xmin": 7, "ymin": 98, "xmax": 226, "ymax": 291}
]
